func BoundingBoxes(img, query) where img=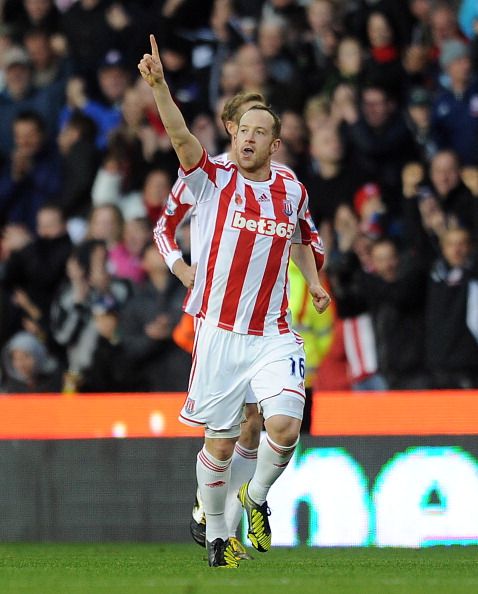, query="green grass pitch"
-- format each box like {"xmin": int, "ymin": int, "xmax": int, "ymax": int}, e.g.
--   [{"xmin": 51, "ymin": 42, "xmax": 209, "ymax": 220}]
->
[{"xmin": 1, "ymin": 544, "xmax": 478, "ymax": 594}]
